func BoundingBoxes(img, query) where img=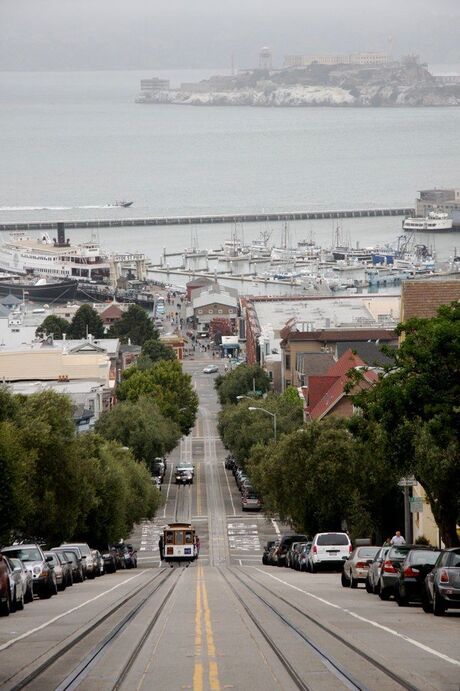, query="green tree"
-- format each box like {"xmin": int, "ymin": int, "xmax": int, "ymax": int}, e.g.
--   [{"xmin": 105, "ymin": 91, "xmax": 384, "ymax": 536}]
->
[
  {"xmin": 141, "ymin": 338, "xmax": 176, "ymax": 363},
  {"xmin": 35, "ymin": 315, "xmax": 71, "ymax": 339},
  {"xmin": 109, "ymin": 304, "xmax": 157, "ymax": 346},
  {"xmin": 0, "ymin": 419, "xmax": 33, "ymax": 544},
  {"xmin": 352, "ymin": 303, "xmax": 460, "ymax": 546},
  {"xmin": 95, "ymin": 397, "xmax": 181, "ymax": 462},
  {"xmin": 117, "ymin": 360, "xmax": 198, "ymax": 435},
  {"xmin": 69, "ymin": 304, "xmax": 104, "ymax": 339},
  {"xmin": 215, "ymin": 364, "xmax": 271, "ymax": 405}
]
